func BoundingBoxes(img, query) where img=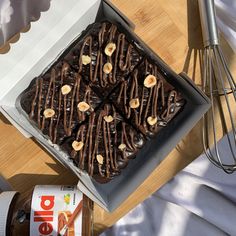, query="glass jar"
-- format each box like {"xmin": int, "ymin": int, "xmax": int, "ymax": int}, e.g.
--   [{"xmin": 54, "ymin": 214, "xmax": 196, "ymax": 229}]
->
[{"xmin": 0, "ymin": 185, "xmax": 93, "ymax": 236}]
